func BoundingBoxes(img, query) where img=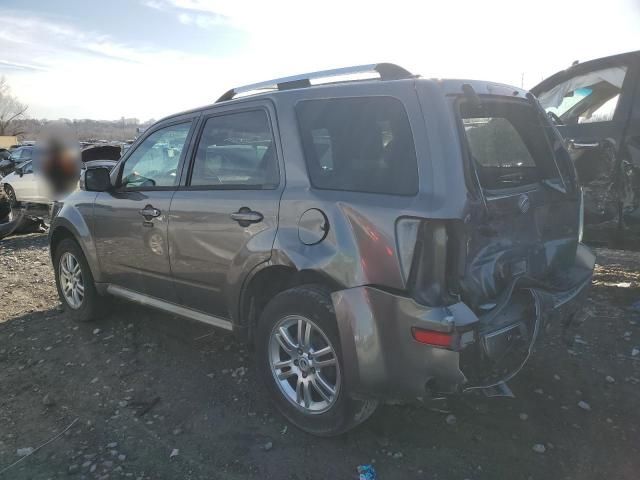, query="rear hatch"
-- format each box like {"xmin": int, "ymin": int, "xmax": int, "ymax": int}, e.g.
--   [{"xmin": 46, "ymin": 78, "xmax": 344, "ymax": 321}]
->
[
  {"xmin": 449, "ymin": 88, "xmax": 587, "ymax": 385},
  {"xmin": 454, "ymin": 91, "xmax": 583, "ymax": 308}
]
